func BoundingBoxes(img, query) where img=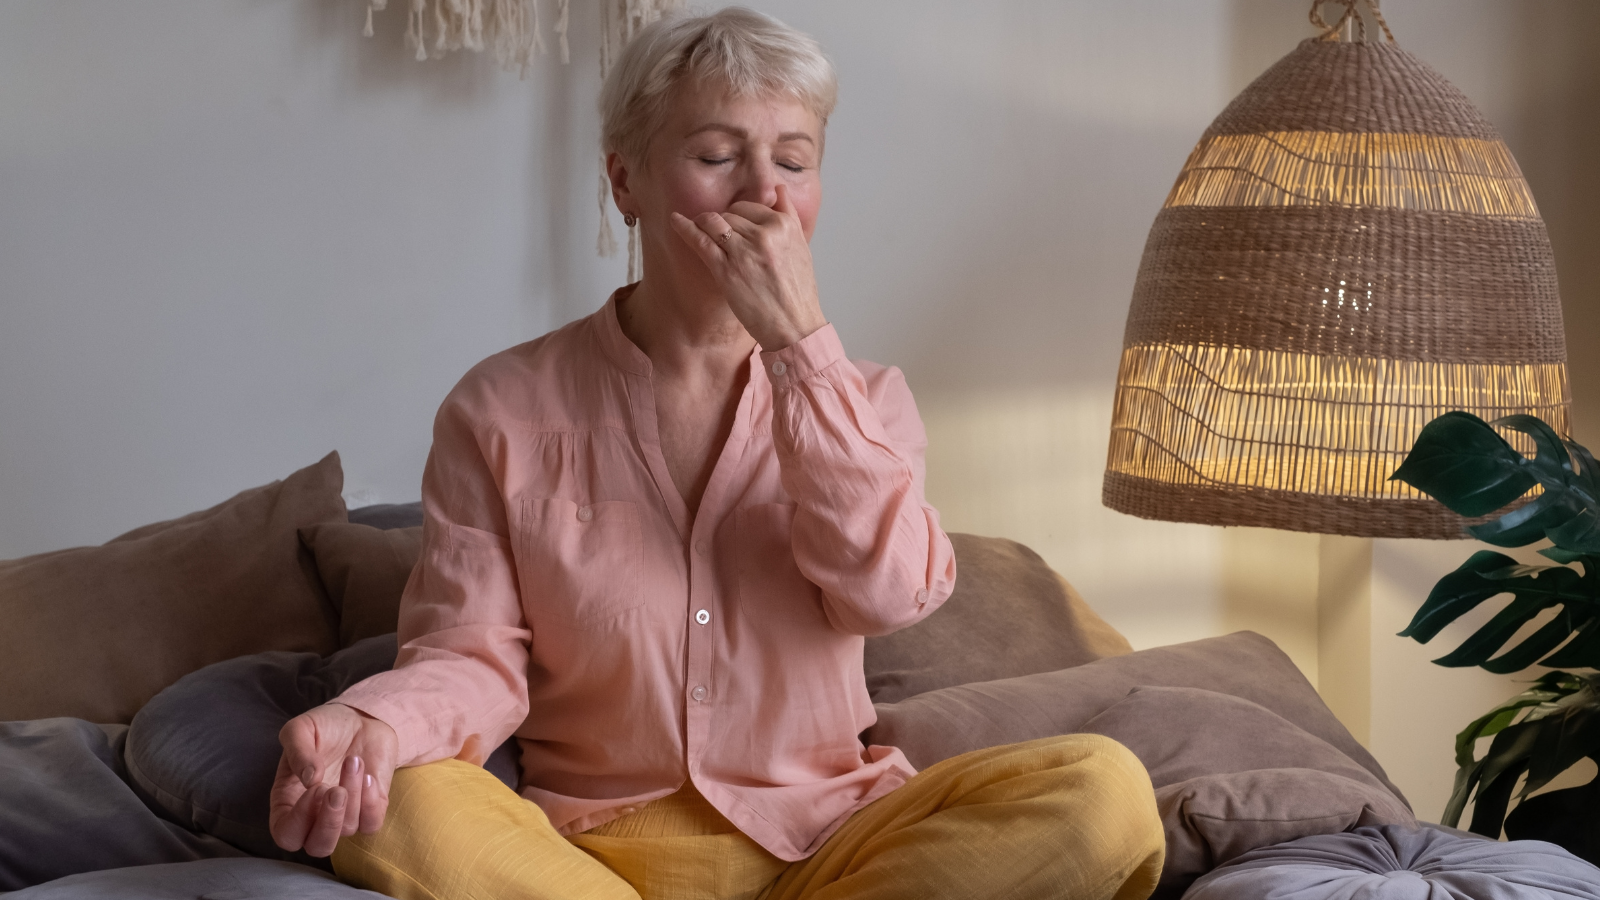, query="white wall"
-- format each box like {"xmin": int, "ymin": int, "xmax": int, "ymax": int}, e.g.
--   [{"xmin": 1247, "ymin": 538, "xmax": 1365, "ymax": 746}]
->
[{"xmin": 3, "ymin": 0, "xmax": 1597, "ymax": 826}]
